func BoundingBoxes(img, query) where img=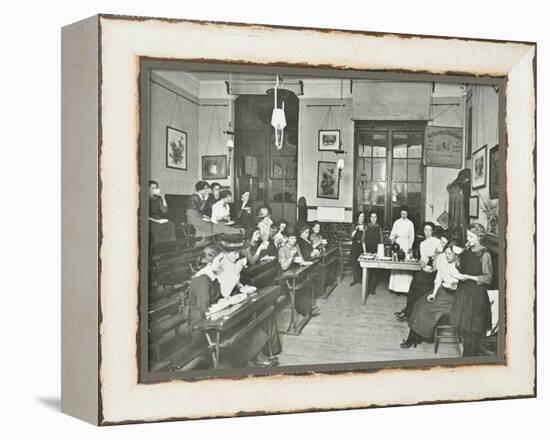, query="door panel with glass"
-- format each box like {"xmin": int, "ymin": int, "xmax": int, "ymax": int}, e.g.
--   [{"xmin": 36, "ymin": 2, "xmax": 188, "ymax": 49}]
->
[{"xmin": 355, "ymin": 124, "xmax": 425, "ymax": 230}]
